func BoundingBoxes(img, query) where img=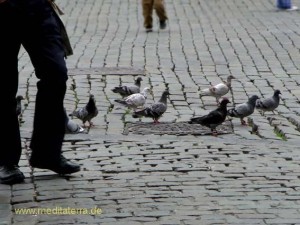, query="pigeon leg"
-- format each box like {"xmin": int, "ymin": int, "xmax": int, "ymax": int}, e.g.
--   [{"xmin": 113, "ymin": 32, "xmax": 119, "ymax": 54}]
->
[
  {"xmin": 82, "ymin": 121, "xmax": 92, "ymax": 128},
  {"xmin": 88, "ymin": 121, "xmax": 95, "ymax": 127},
  {"xmin": 240, "ymin": 118, "xmax": 247, "ymax": 126},
  {"xmin": 211, "ymin": 129, "xmax": 218, "ymax": 137},
  {"xmin": 153, "ymin": 119, "xmax": 160, "ymax": 124}
]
